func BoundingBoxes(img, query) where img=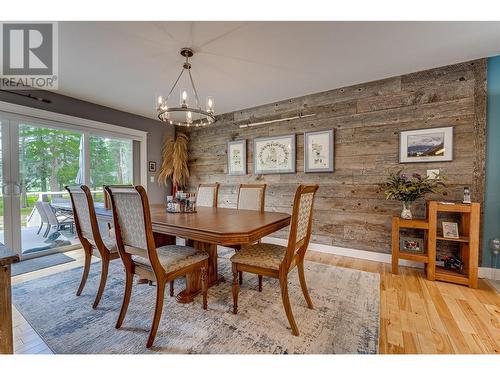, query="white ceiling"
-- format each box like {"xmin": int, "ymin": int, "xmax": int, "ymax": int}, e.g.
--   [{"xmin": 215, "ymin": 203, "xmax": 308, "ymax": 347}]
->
[{"xmin": 58, "ymin": 21, "xmax": 500, "ymax": 119}]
